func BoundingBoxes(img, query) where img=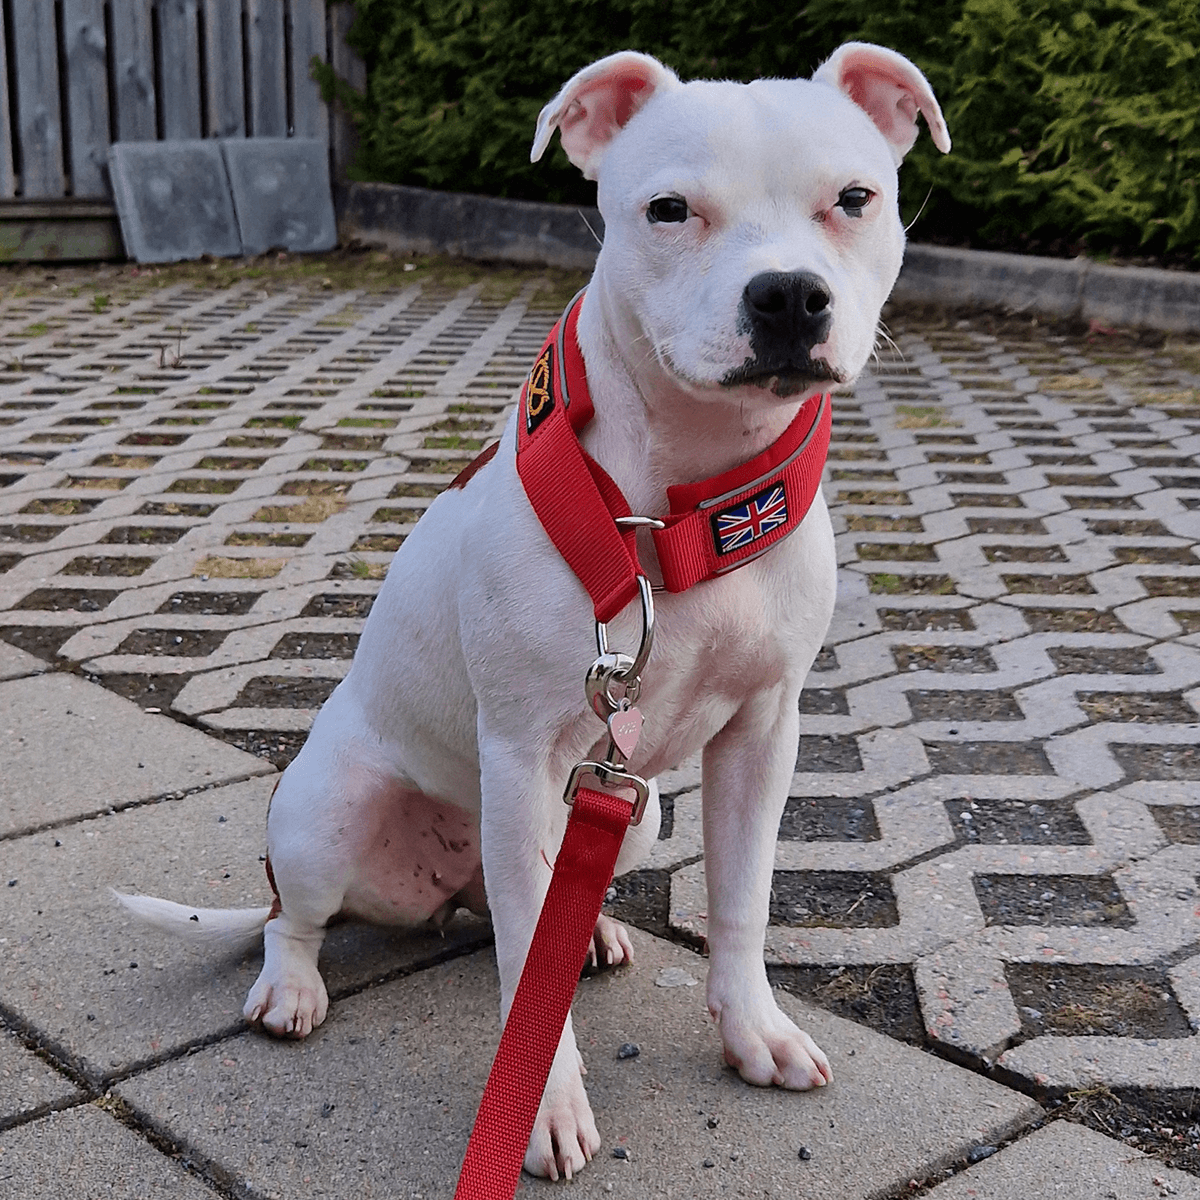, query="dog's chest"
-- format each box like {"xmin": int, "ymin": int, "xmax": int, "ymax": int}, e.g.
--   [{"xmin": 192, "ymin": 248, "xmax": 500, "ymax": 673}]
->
[{"xmin": 599, "ymin": 580, "xmax": 794, "ymax": 775}]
